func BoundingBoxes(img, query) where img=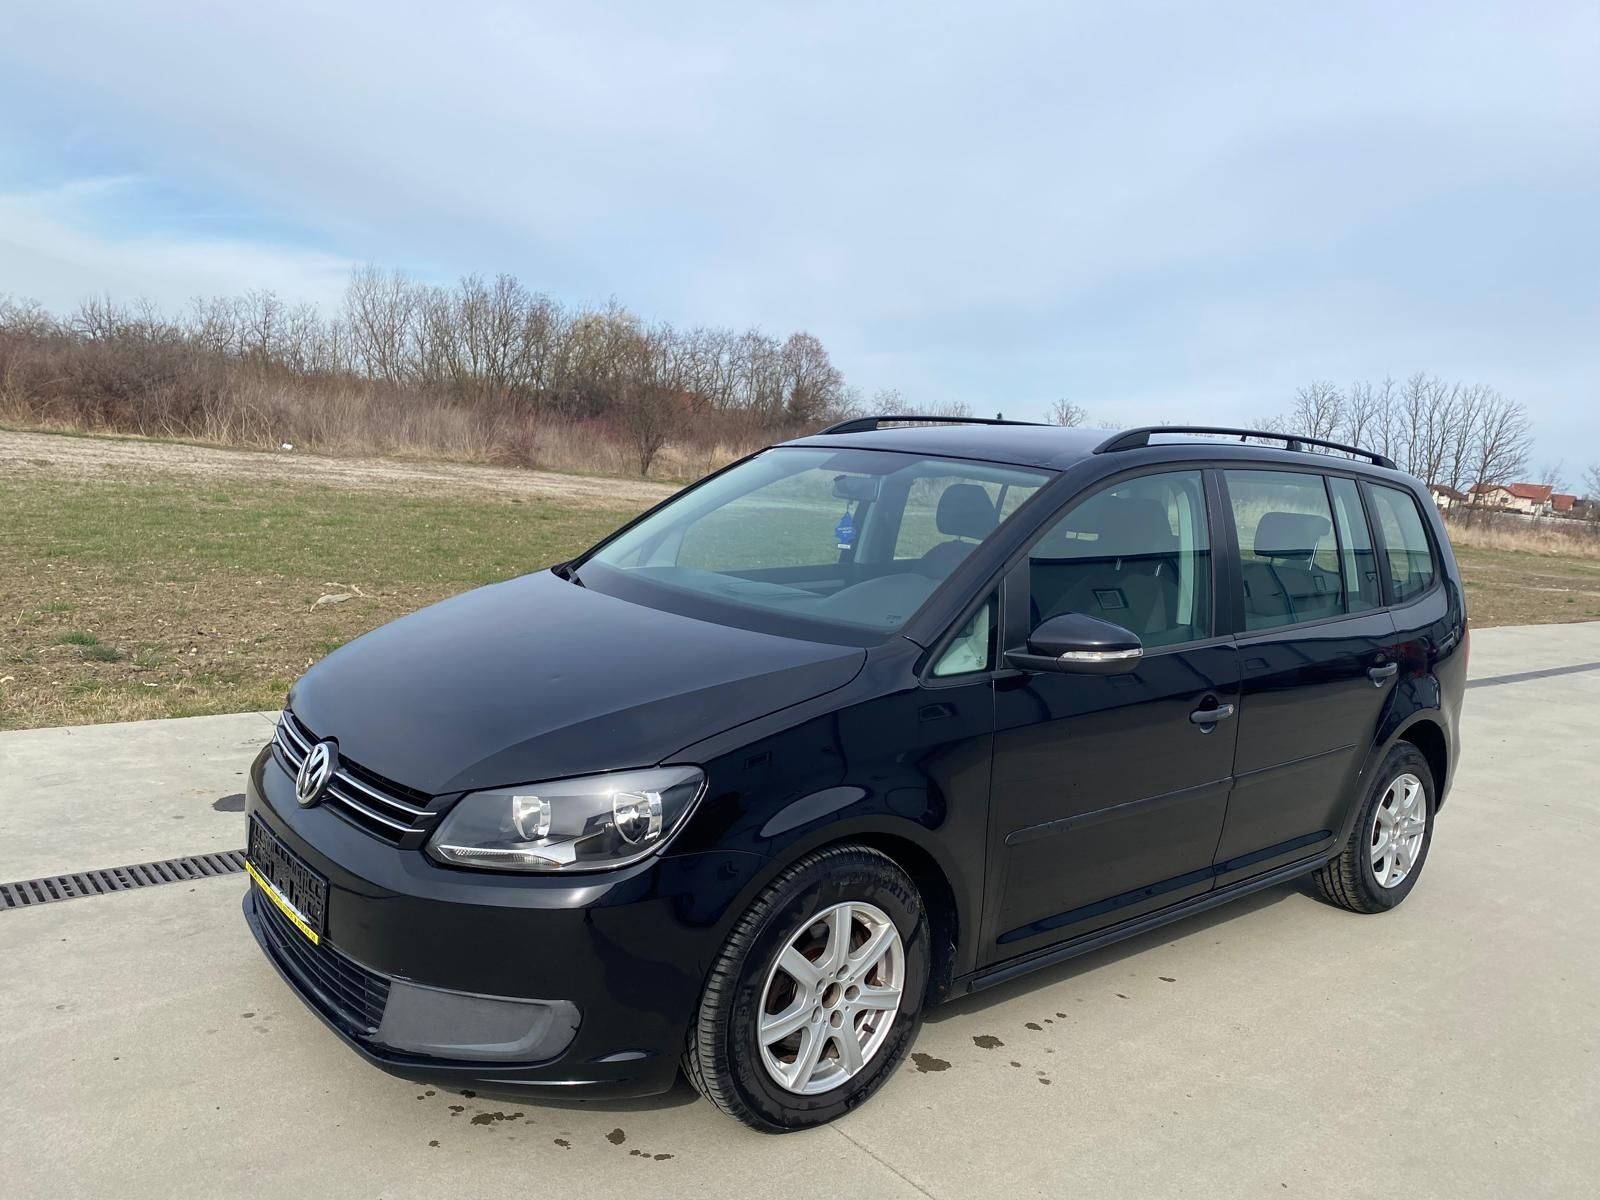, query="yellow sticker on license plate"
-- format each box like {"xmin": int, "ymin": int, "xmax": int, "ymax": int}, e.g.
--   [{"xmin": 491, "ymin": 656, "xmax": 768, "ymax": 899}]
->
[{"xmin": 246, "ymin": 859, "xmax": 321, "ymax": 945}]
